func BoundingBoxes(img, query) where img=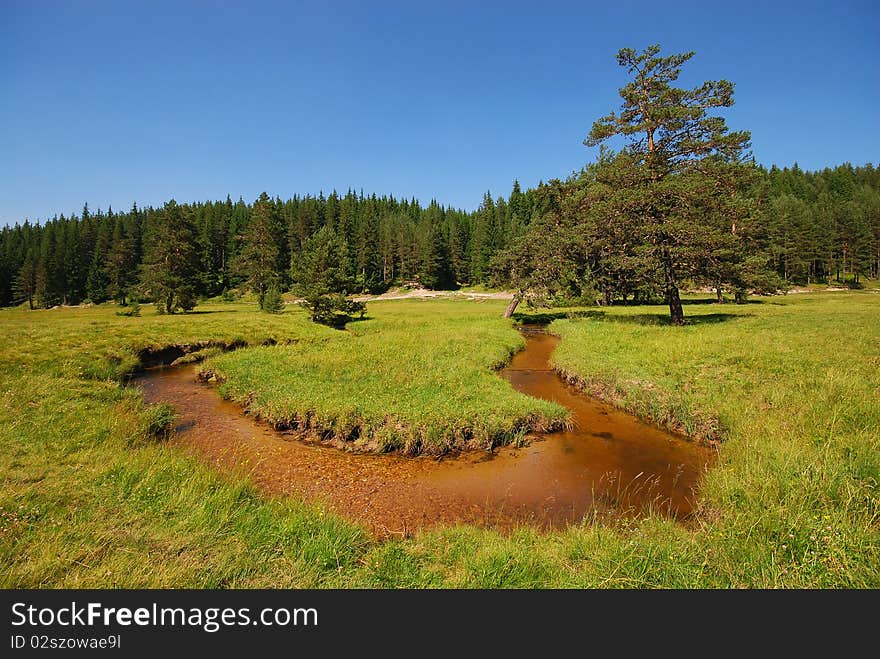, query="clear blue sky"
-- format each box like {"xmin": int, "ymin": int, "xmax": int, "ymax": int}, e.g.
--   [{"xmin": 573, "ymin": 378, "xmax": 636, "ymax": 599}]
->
[{"xmin": 2, "ymin": 0, "xmax": 878, "ymax": 225}]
